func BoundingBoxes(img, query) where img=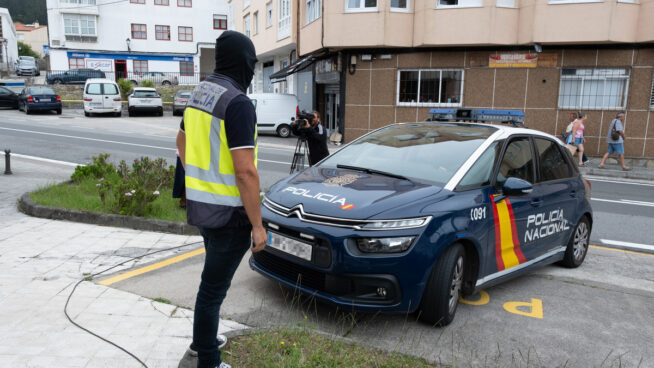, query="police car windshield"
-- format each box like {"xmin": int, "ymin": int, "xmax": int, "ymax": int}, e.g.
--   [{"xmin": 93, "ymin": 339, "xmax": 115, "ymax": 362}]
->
[{"xmin": 320, "ymin": 123, "xmax": 497, "ymax": 186}]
